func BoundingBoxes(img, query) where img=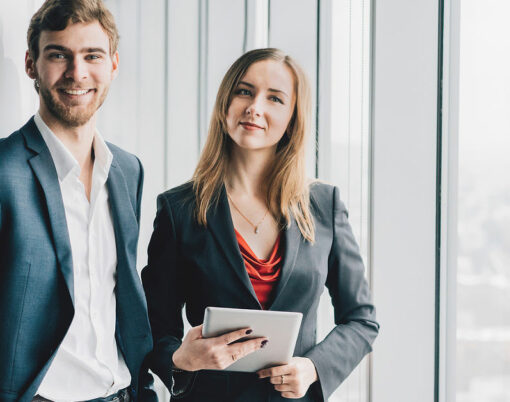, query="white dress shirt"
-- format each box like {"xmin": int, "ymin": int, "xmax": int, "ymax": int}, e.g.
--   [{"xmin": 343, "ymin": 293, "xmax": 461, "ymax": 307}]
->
[{"xmin": 34, "ymin": 113, "xmax": 131, "ymax": 401}]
